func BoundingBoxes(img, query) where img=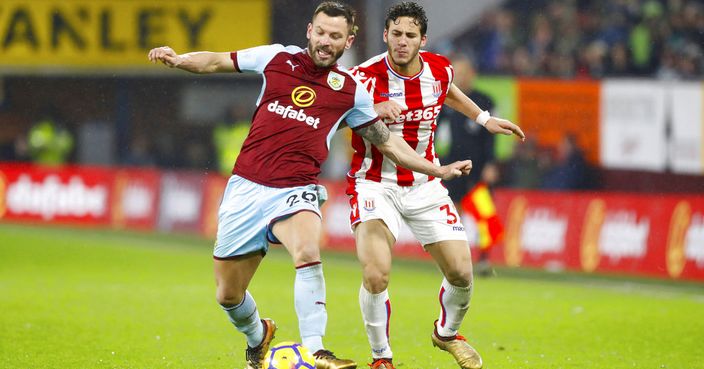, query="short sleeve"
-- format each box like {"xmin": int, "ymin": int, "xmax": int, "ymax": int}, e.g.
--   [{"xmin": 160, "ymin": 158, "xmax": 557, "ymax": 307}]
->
[
  {"xmin": 232, "ymin": 44, "xmax": 302, "ymax": 74},
  {"xmin": 346, "ymin": 81, "xmax": 379, "ymax": 130}
]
